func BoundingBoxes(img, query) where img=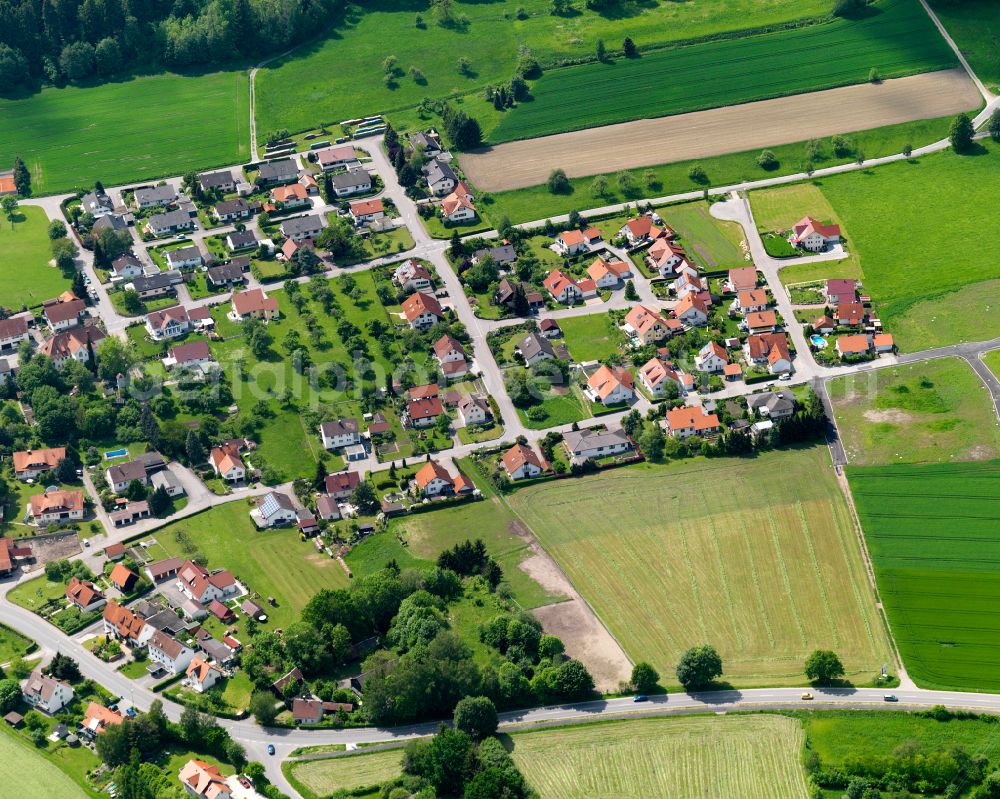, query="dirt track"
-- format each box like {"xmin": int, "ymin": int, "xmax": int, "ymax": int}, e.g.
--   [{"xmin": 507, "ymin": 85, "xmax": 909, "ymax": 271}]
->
[{"xmin": 460, "ymin": 69, "xmax": 980, "ymax": 192}]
